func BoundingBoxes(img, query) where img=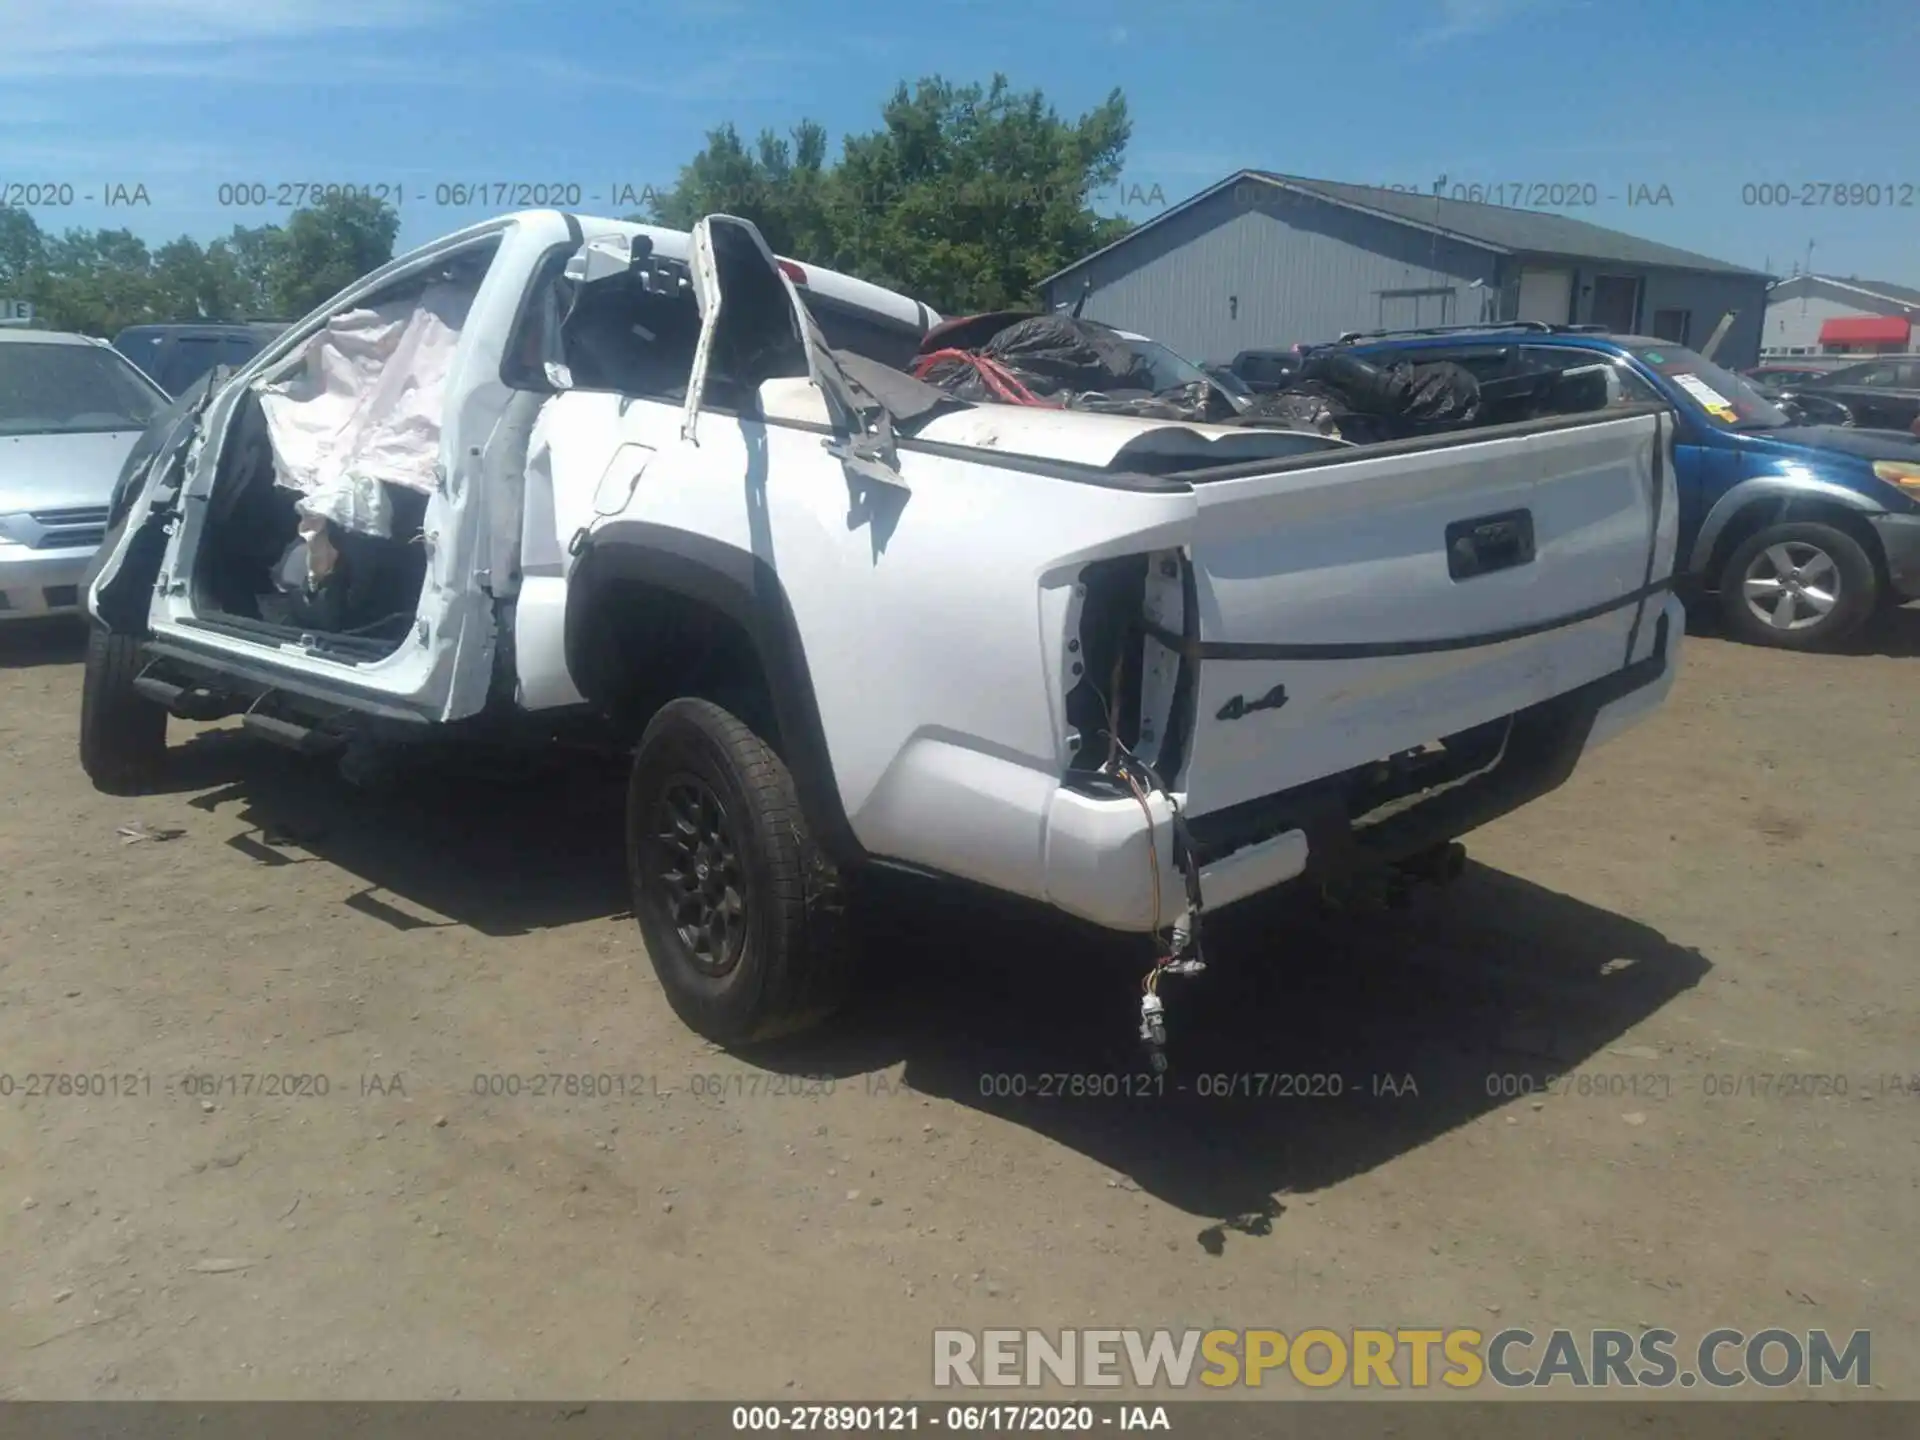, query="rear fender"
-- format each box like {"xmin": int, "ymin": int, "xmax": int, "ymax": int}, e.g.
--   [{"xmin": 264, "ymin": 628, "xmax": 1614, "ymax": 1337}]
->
[{"xmin": 564, "ymin": 522, "xmax": 863, "ymax": 868}]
